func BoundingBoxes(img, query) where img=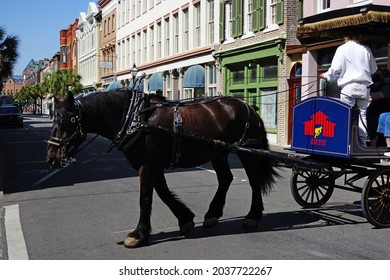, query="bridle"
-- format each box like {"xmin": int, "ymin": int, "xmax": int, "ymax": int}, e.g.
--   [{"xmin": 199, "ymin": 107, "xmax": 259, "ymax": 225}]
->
[{"xmin": 47, "ymin": 100, "xmax": 86, "ymax": 167}]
